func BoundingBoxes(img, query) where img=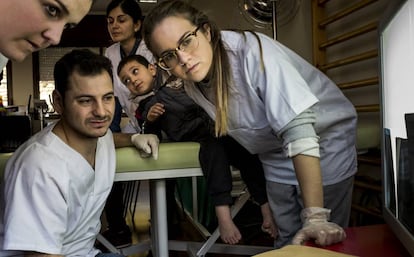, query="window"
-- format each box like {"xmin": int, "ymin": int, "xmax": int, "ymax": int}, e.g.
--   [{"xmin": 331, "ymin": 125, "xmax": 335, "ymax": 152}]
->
[{"xmin": 0, "ymin": 66, "xmax": 8, "ymax": 106}]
